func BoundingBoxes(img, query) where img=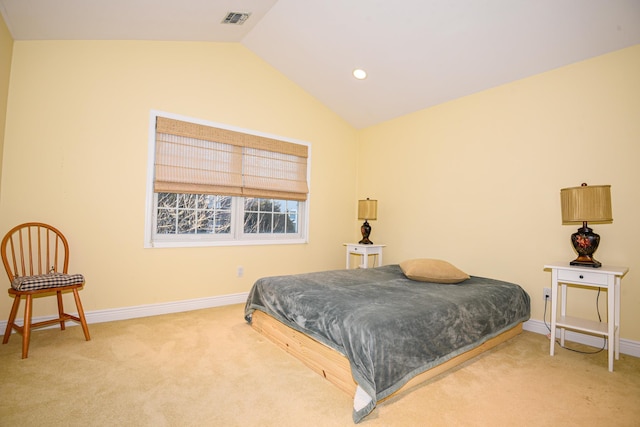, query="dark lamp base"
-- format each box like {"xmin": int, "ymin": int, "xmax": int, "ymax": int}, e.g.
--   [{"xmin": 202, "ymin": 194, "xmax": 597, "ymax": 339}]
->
[
  {"xmin": 570, "ymin": 256, "xmax": 602, "ymax": 268},
  {"xmin": 359, "ymin": 220, "xmax": 373, "ymax": 245},
  {"xmin": 569, "ymin": 224, "xmax": 602, "ymax": 268}
]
